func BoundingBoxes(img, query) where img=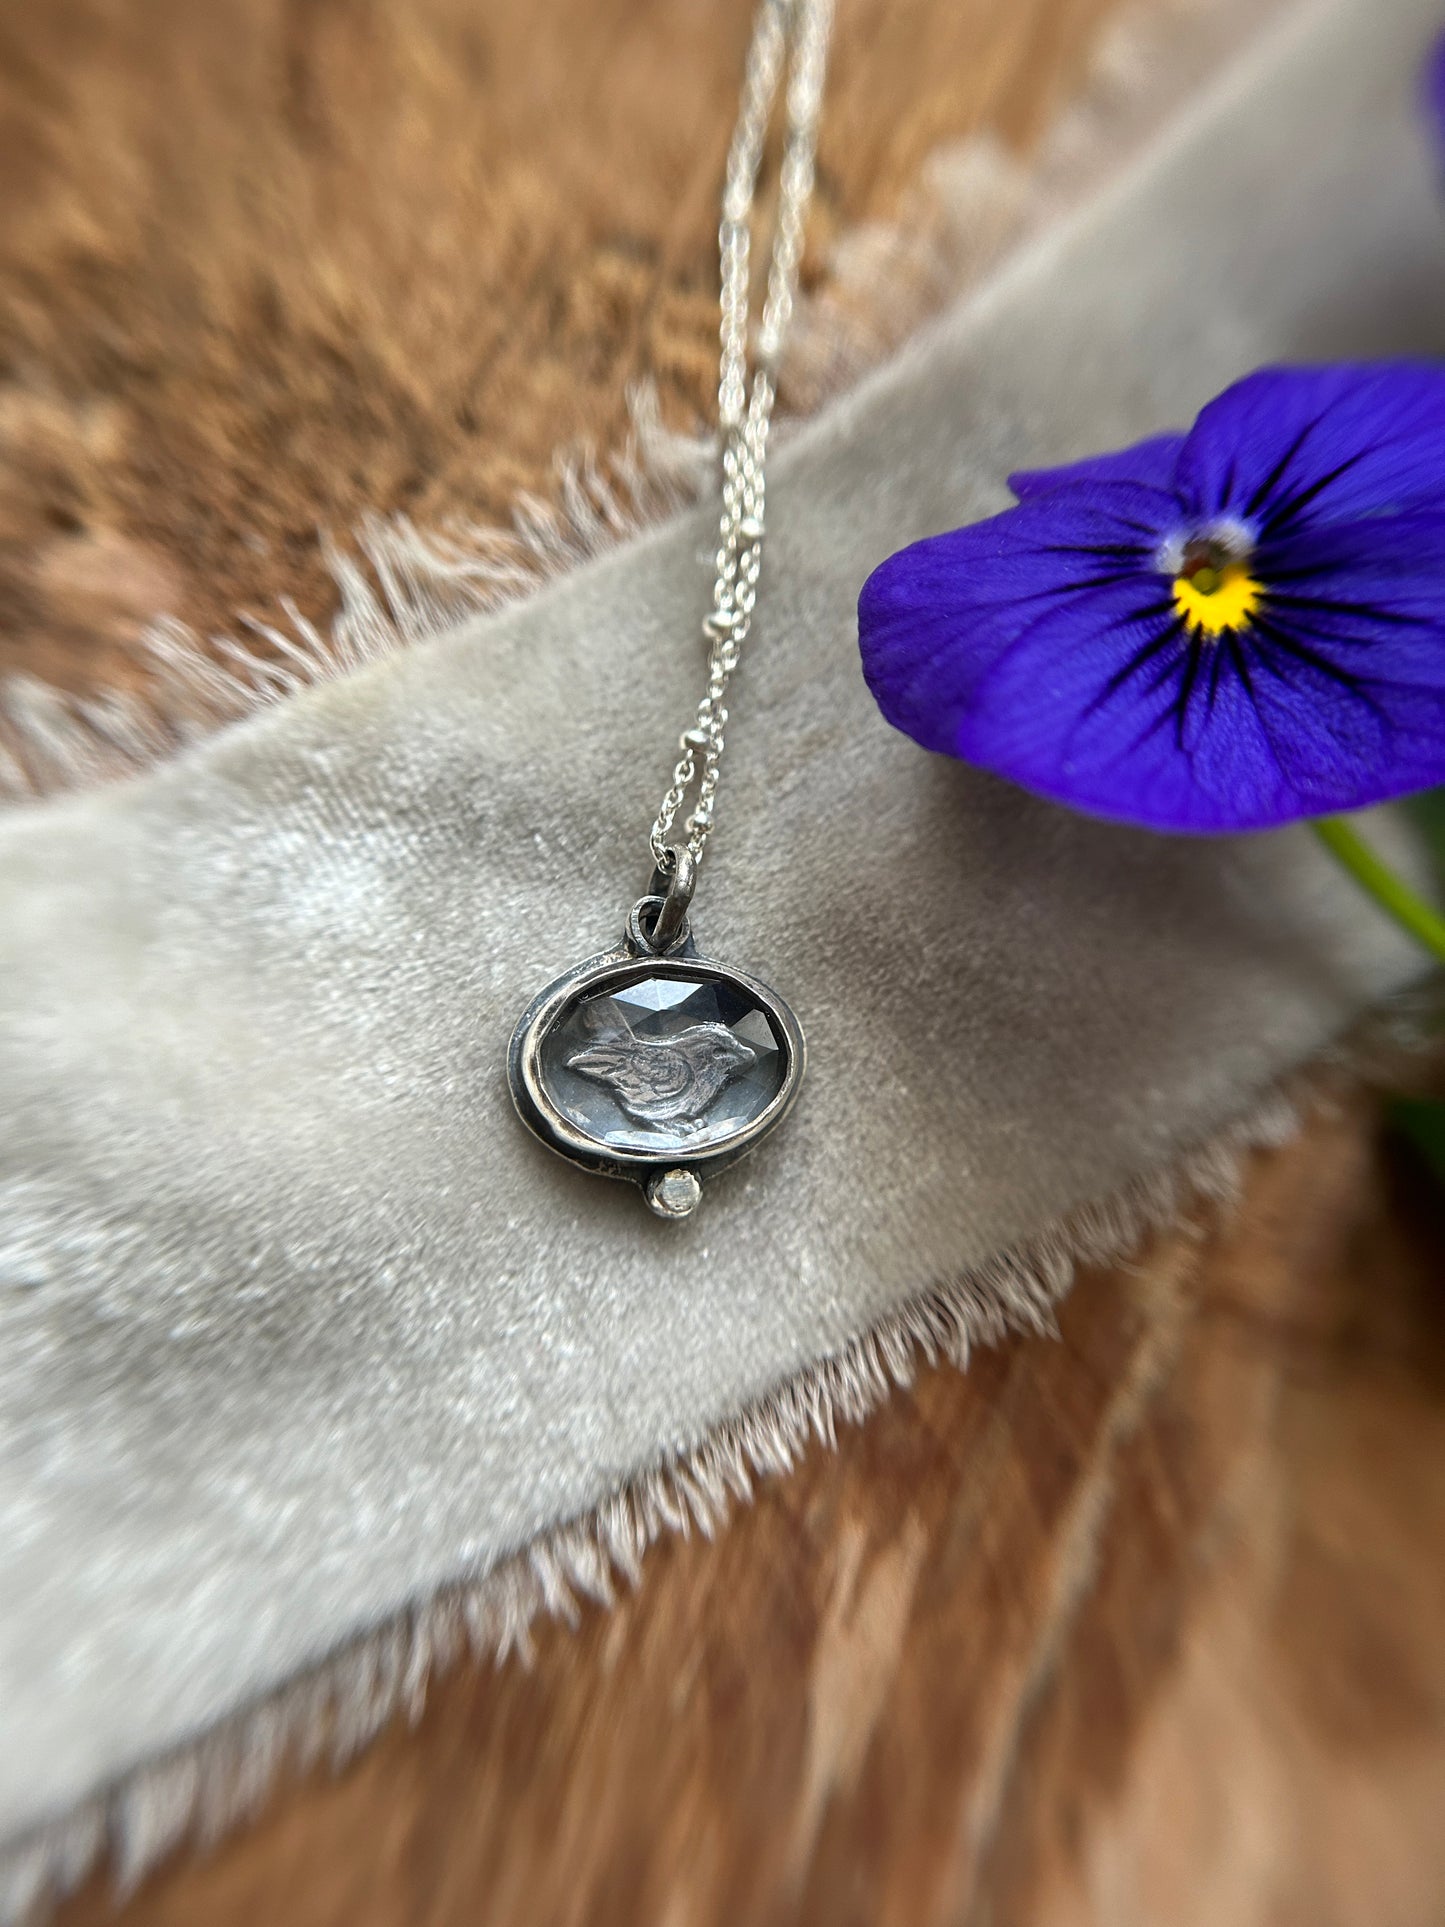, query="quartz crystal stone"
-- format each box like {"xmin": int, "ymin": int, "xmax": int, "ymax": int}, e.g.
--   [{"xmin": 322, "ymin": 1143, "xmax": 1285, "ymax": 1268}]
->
[
  {"xmin": 645, "ymin": 1168, "xmax": 704, "ymax": 1219},
  {"xmin": 537, "ymin": 970, "xmax": 786, "ymax": 1155}
]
